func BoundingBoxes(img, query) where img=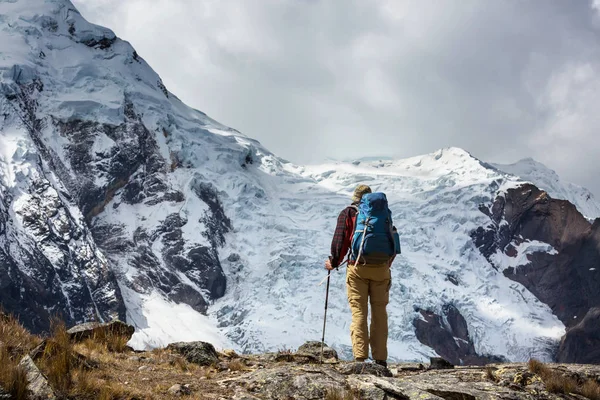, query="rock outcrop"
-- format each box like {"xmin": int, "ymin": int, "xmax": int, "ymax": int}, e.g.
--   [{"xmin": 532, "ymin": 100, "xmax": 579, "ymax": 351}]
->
[
  {"xmin": 558, "ymin": 307, "xmax": 600, "ymax": 364},
  {"xmin": 67, "ymin": 320, "xmax": 135, "ymax": 342},
  {"xmin": 18, "ymin": 355, "xmax": 56, "ymax": 400},
  {"xmin": 413, "ymin": 305, "xmax": 505, "ymax": 366},
  {"xmin": 472, "ymin": 184, "xmax": 600, "ymax": 363}
]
